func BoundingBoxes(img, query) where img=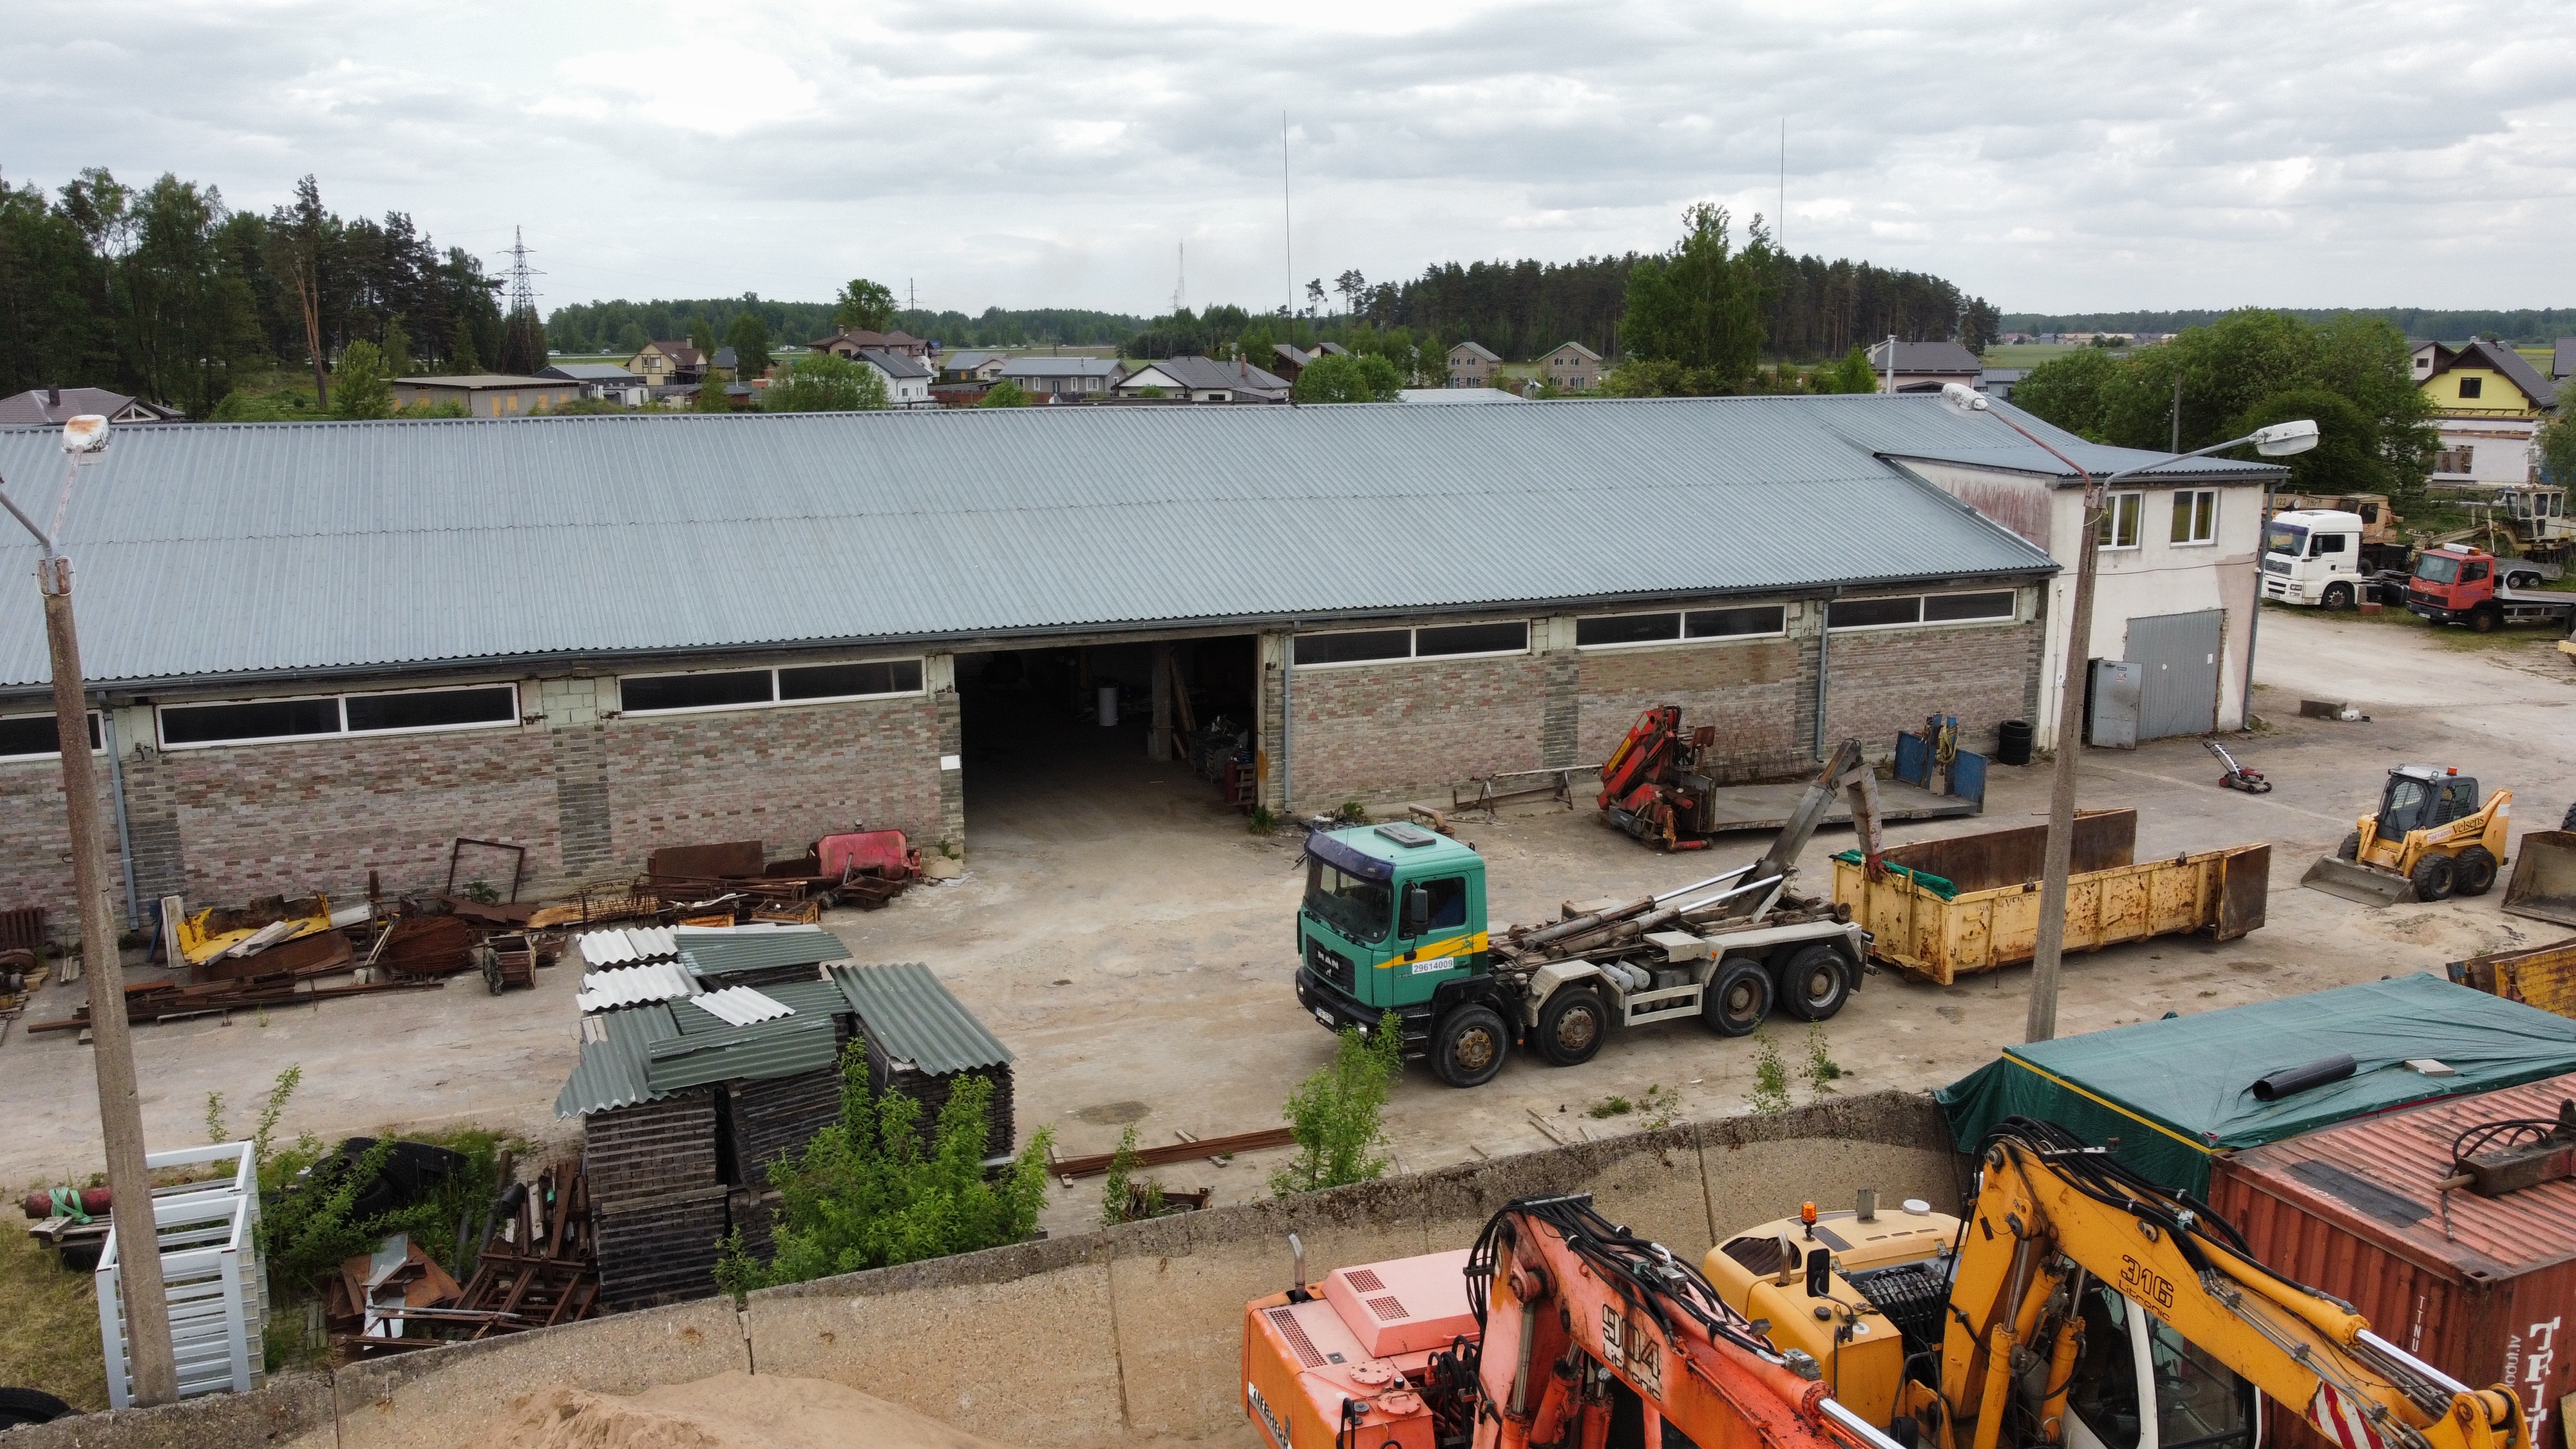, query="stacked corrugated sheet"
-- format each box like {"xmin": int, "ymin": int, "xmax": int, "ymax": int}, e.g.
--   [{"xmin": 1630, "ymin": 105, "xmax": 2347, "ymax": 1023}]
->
[
  {"xmin": 574, "ymin": 959, "xmax": 699, "ymax": 1014},
  {"xmin": 687, "ymin": 986, "xmax": 795, "ymax": 1027},
  {"xmin": 574, "ymin": 926, "xmax": 678, "ymax": 969},
  {"xmin": 826, "ymin": 962, "xmax": 1016, "ymax": 1162}
]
